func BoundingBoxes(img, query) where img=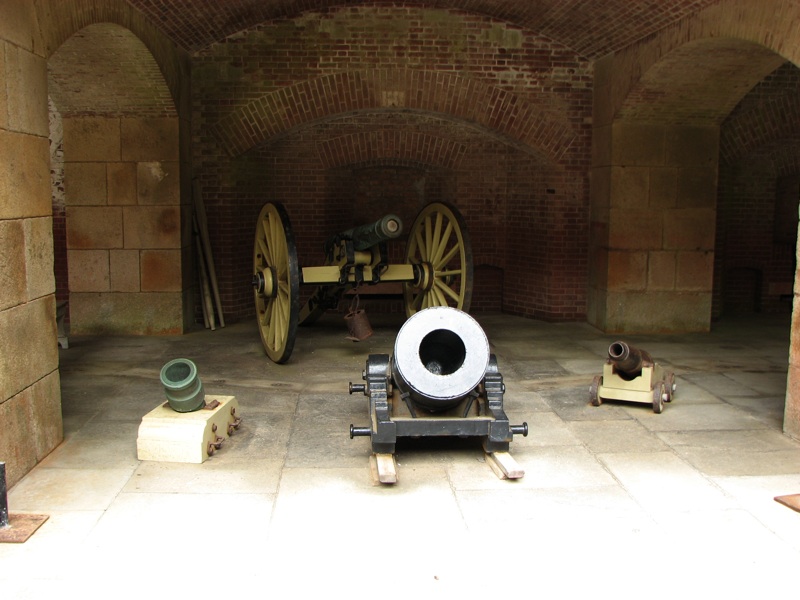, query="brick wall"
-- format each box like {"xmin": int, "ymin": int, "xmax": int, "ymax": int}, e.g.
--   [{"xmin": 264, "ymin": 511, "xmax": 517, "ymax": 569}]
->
[
  {"xmin": 715, "ymin": 62, "xmax": 800, "ymax": 317},
  {"xmin": 193, "ymin": 5, "xmax": 592, "ymax": 322},
  {"xmin": 716, "ymin": 160, "xmax": 796, "ymax": 317}
]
